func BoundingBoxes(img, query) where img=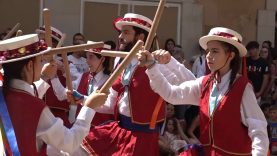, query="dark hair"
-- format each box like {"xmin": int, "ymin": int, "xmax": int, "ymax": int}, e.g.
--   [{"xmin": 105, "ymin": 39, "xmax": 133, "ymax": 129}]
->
[
  {"xmin": 73, "ymin": 33, "xmax": 85, "ymax": 43},
  {"xmin": 164, "ymin": 38, "xmax": 176, "ymax": 51},
  {"xmin": 262, "ymin": 40, "xmax": 272, "ymax": 48},
  {"xmin": 94, "ymin": 53, "xmax": 111, "ymax": 75},
  {"xmin": 2, "ymin": 58, "xmax": 33, "ymax": 95},
  {"xmin": 246, "ymin": 41, "xmax": 259, "ymax": 50},
  {"xmin": 104, "ymin": 40, "xmax": 116, "ymax": 50},
  {"xmin": 260, "ymin": 102, "xmax": 271, "ymax": 111},
  {"xmin": 133, "ymin": 26, "xmax": 149, "ymax": 42},
  {"xmin": 221, "ymin": 42, "xmax": 241, "ymax": 89},
  {"xmin": 261, "ymin": 47, "xmax": 272, "ymax": 64},
  {"xmin": 204, "ymin": 41, "xmax": 241, "ymax": 91},
  {"xmin": 165, "ymin": 117, "xmax": 178, "ymax": 135}
]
